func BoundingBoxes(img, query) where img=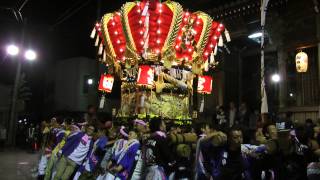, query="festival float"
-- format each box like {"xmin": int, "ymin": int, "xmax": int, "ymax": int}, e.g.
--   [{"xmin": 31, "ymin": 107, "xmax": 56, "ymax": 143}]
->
[{"xmin": 91, "ymin": 0, "xmax": 230, "ymax": 124}]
